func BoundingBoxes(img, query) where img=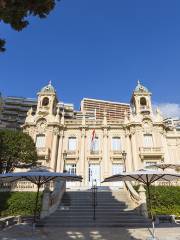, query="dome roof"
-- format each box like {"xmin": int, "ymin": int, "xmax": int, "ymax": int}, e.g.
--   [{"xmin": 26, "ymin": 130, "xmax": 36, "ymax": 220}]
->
[
  {"xmin": 41, "ymin": 81, "xmax": 55, "ymax": 93},
  {"xmin": 135, "ymin": 80, "xmax": 149, "ymax": 93}
]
